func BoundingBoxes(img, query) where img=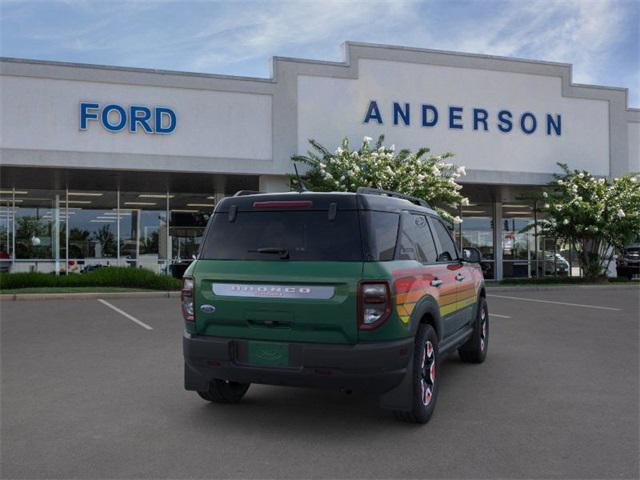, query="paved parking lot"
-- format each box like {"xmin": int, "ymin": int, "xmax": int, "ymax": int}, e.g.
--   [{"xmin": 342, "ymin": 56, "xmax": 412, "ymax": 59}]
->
[{"xmin": 1, "ymin": 285, "xmax": 638, "ymax": 479}]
